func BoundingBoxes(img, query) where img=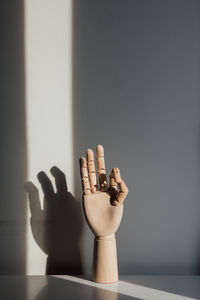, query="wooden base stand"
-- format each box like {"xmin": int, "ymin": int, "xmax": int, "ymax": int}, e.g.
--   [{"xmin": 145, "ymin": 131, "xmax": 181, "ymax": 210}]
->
[{"xmin": 92, "ymin": 234, "xmax": 118, "ymax": 283}]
